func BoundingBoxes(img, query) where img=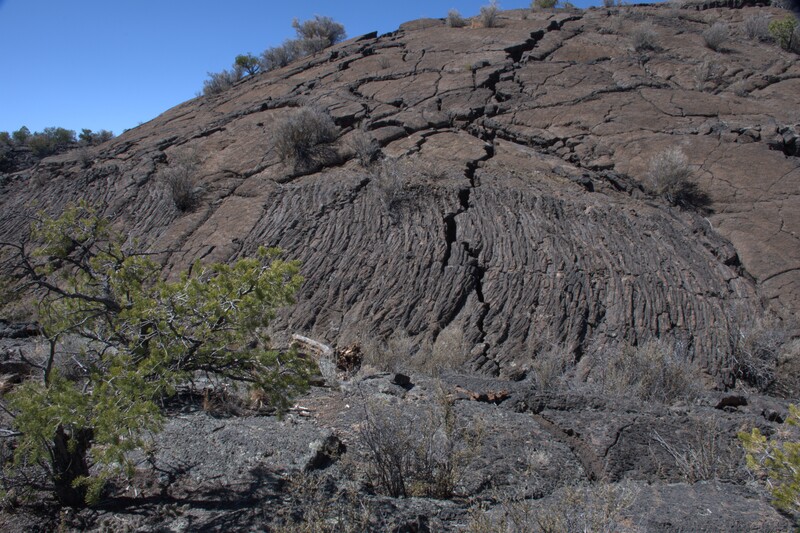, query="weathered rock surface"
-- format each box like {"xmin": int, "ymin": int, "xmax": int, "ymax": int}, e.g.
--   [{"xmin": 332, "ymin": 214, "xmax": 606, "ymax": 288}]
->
[
  {"xmin": 1, "ymin": 6, "xmax": 798, "ymax": 382},
  {"xmin": 6, "ymin": 372, "xmax": 791, "ymax": 531}
]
